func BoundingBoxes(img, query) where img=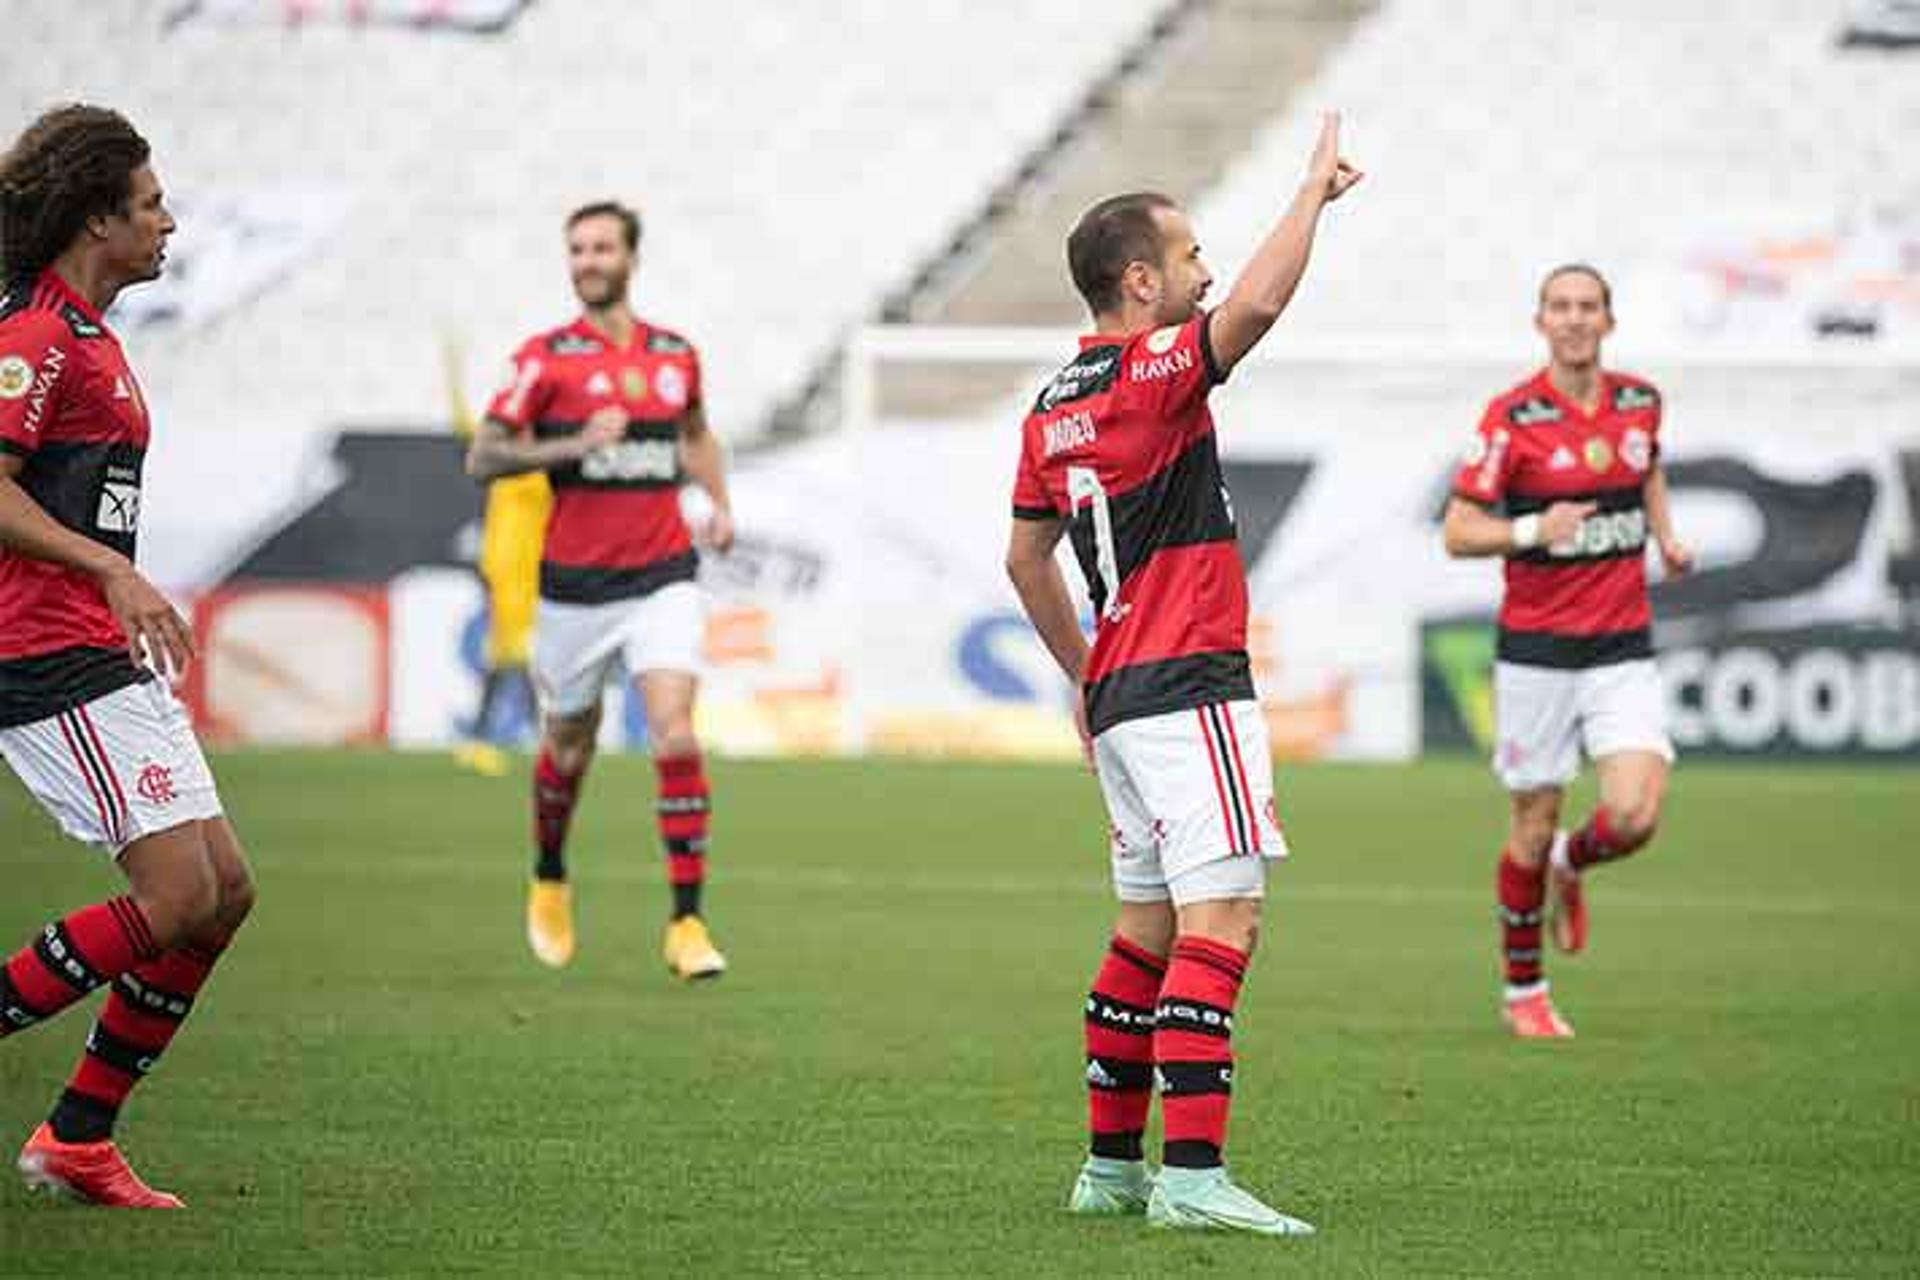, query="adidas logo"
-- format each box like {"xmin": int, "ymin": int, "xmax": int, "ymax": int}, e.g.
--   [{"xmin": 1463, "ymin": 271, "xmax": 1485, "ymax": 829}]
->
[
  {"xmin": 1085, "ymin": 1059, "xmax": 1118, "ymax": 1088},
  {"xmin": 1549, "ymin": 446, "xmax": 1576, "ymax": 470},
  {"xmin": 586, "ymin": 371, "xmax": 613, "ymax": 395},
  {"xmin": 113, "ymin": 376, "xmax": 132, "ymax": 400}
]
